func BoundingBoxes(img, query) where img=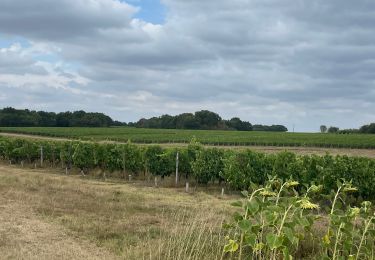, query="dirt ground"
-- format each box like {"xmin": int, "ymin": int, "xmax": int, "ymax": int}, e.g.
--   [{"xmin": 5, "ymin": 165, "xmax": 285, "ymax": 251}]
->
[
  {"xmin": 0, "ymin": 164, "xmax": 229, "ymax": 260},
  {"xmin": 0, "ymin": 165, "xmax": 119, "ymax": 260},
  {"xmin": 1, "ymin": 132, "xmax": 375, "ymax": 158},
  {"xmin": 0, "ymin": 200, "xmax": 117, "ymax": 260}
]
